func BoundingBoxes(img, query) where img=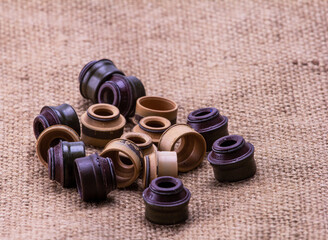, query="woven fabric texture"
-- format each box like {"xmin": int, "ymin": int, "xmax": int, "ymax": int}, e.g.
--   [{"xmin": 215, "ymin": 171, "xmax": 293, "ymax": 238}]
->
[{"xmin": 0, "ymin": 0, "xmax": 327, "ymax": 239}]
